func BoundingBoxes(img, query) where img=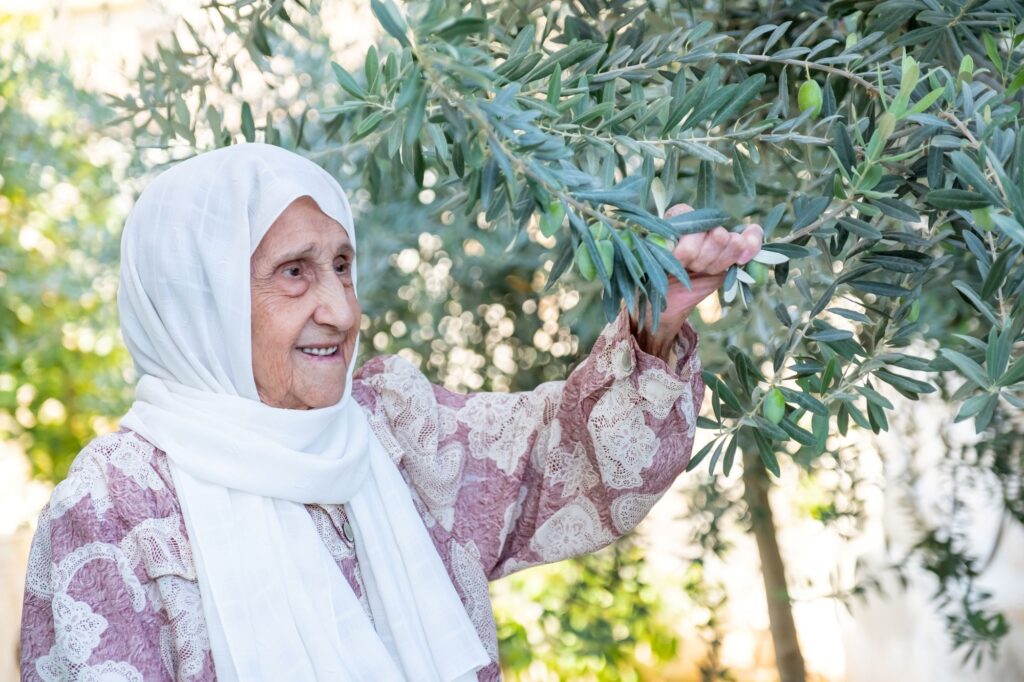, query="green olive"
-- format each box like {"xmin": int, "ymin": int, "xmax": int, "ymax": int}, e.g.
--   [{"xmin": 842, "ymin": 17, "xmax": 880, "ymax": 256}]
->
[
  {"xmin": 763, "ymin": 387, "xmax": 786, "ymax": 424},
  {"xmin": 539, "ymin": 200, "xmax": 564, "ymax": 238},
  {"xmin": 798, "ymin": 79, "xmax": 823, "ymax": 118},
  {"xmin": 597, "ymin": 241, "xmax": 615, "ymax": 277},
  {"xmin": 575, "ymin": 244, "xmax": 597, "ymax": 281},
  {"xmin": 833, "ymin": 173, "xmax": 847, "ymax": 199},
  {"xmin": 907, "ymin": 299, "xmax": 920, "ymax": 323},
  {"xmin": 972, "ymin": 208, "xmax": 994, "ymax": 232},
  {"xmin": 648, "ymin": 234, "xmax": 672, "ymax": 251},
  {"xmin": 747, "ymin": 261, "xmax": 768, "ymax": 285}
]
